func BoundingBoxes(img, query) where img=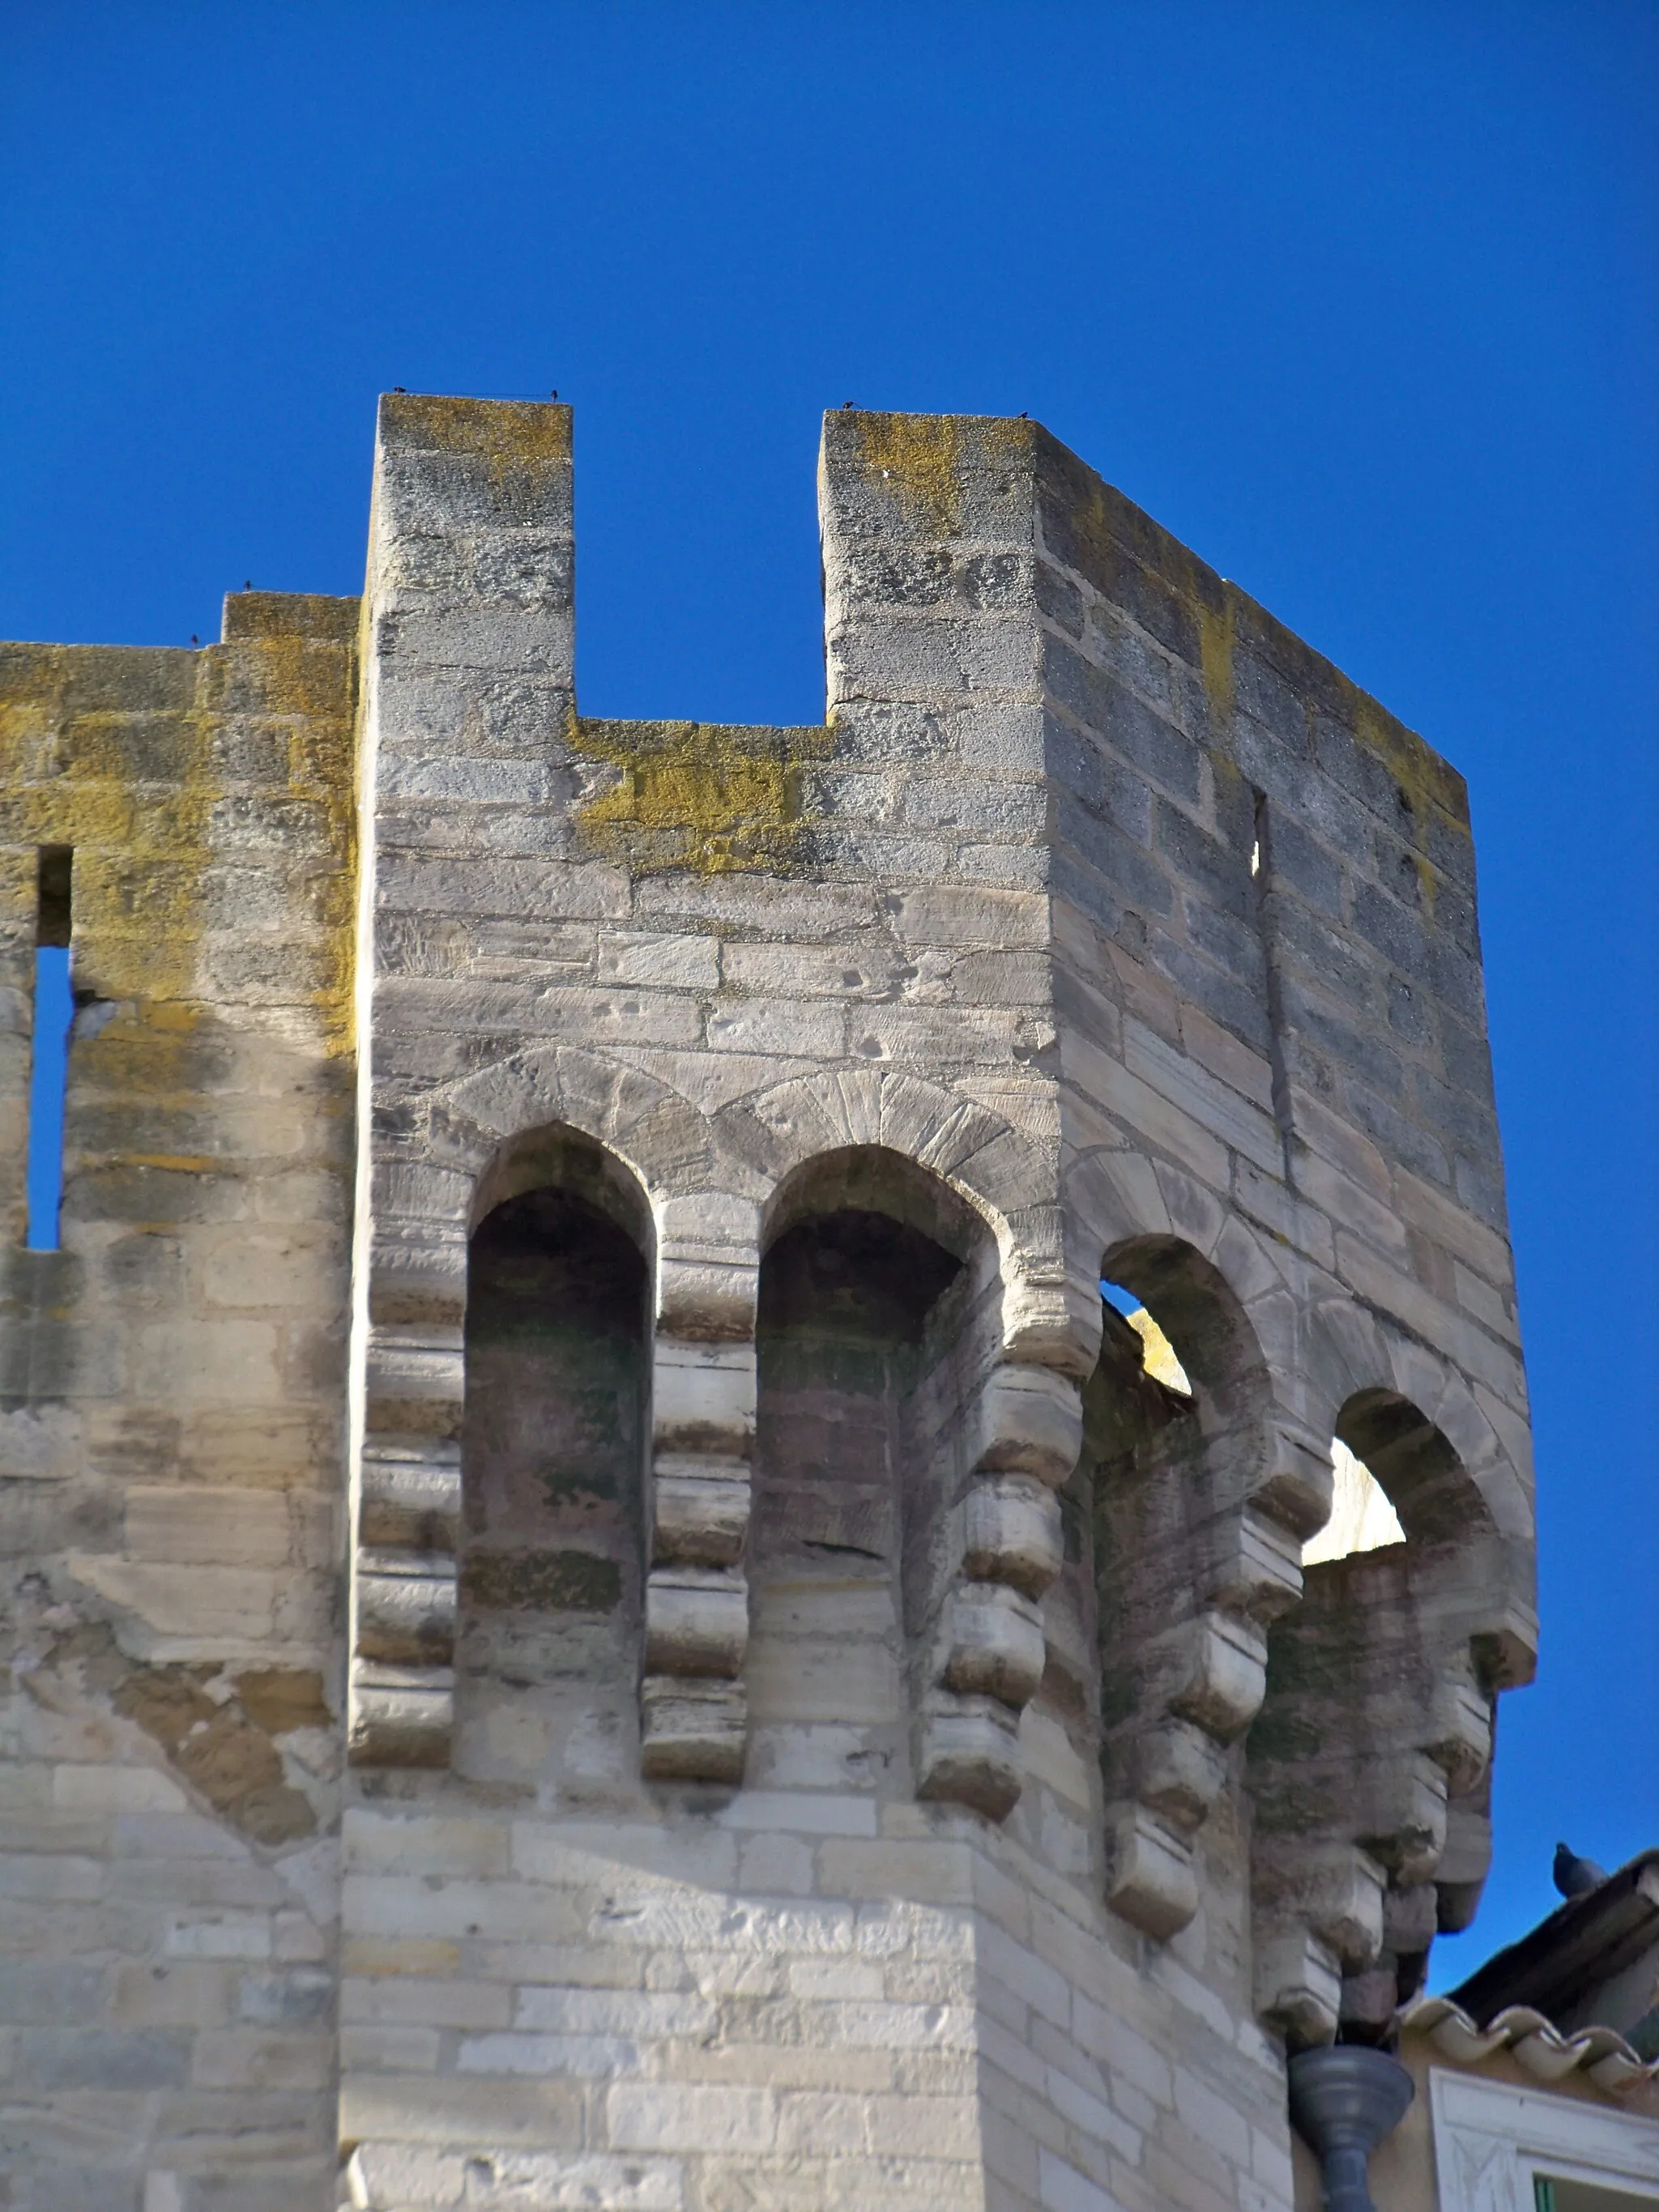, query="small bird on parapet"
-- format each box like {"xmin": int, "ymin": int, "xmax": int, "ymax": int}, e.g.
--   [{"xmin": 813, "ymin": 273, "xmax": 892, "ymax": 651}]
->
[{"xmin": 1555, "ymin": 1841, "xmax": 1609, "ymax": 1898}]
